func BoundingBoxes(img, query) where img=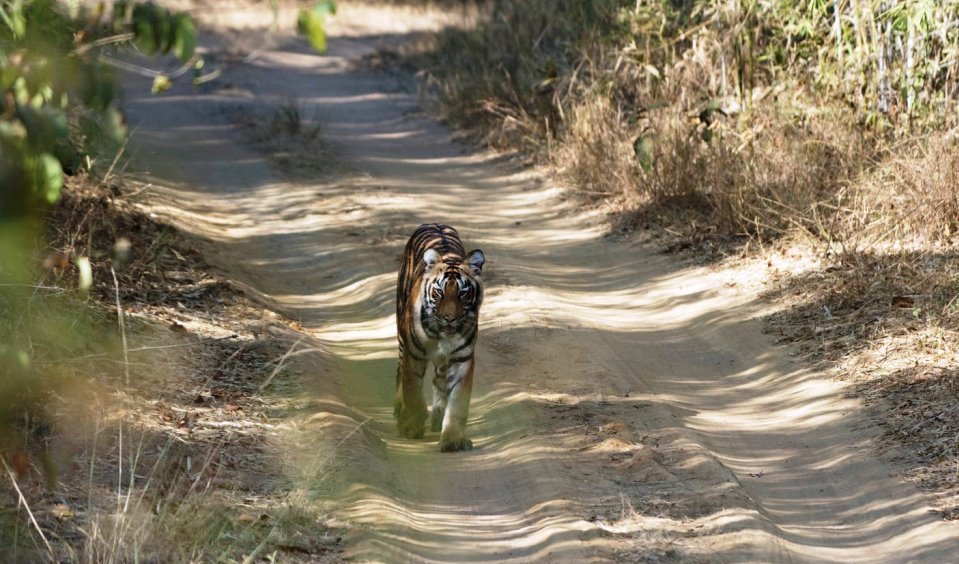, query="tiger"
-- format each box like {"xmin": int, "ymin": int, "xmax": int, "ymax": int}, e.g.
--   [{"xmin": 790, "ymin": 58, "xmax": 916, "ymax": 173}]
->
[{"xmin": 394, "ymin": 224, "xmax": 485, "ymax": 452}]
